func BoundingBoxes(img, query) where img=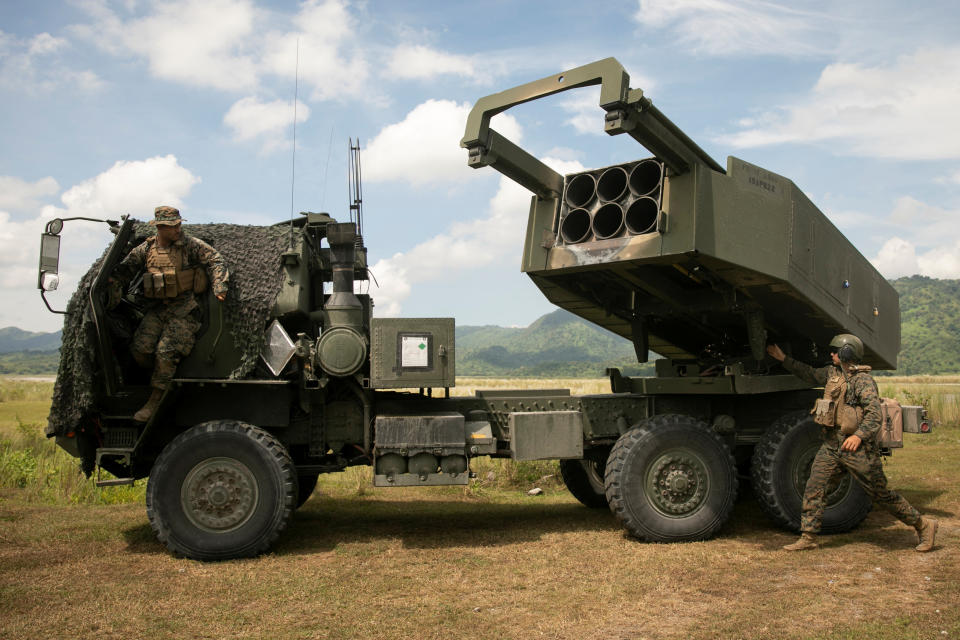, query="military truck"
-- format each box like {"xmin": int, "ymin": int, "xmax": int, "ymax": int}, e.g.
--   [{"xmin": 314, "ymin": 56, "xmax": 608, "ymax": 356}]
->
[{"xmin": 38, "ymin": 58, "xmax": 928, "ymax": 561}]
